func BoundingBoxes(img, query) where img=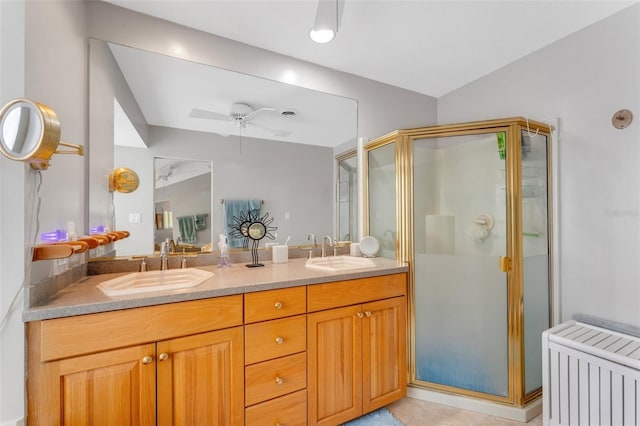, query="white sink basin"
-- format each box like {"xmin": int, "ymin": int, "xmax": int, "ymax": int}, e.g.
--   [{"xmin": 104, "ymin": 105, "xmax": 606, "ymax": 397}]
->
[
  {"xmin": 97, "ymin": 268, "xmax": 214, "ymax": 297},
  {"xmin": 305, "ymin": 255, "xmax": 376, "ymax": 272}
]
